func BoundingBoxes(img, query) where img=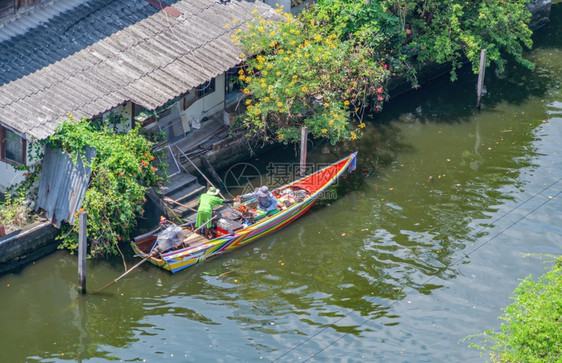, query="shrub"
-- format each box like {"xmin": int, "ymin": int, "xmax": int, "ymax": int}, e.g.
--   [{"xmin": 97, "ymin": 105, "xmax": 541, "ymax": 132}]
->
[{"xmin": 464, "ymin": 256, "xmax": 562, "ymax": 362}]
